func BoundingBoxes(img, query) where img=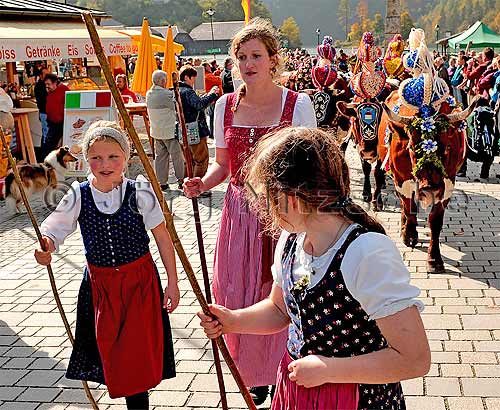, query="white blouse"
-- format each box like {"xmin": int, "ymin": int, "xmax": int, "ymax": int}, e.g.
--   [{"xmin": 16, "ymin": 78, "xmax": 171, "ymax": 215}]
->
[
  {"xmin": 272, "ymin": 224, "xmax": 424, "ymax": 321},
  {"xmin": 40, "ymin": 174, "xmax": 164, "ymax": 252},
  {"xmin": 214, "ymin": 88, "xmax": 317, "ymax": 148}
]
